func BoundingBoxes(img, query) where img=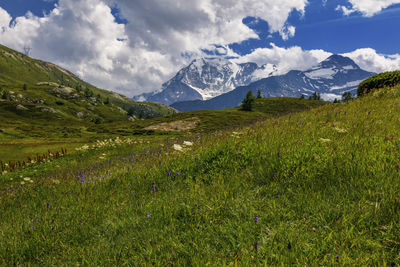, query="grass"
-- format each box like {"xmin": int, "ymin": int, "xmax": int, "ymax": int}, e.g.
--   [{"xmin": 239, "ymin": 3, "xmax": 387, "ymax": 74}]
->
[{"xmin": 1, "ymin": 86, "xmax": 400, "ymax": 265}]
